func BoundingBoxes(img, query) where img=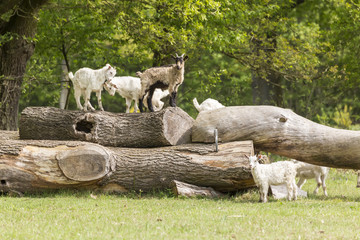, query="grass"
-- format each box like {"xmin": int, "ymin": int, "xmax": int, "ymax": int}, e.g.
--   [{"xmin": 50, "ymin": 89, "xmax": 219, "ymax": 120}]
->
[{"xmin": 1, "ymin": 169, "xmax": 360, "ymax": 240}]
